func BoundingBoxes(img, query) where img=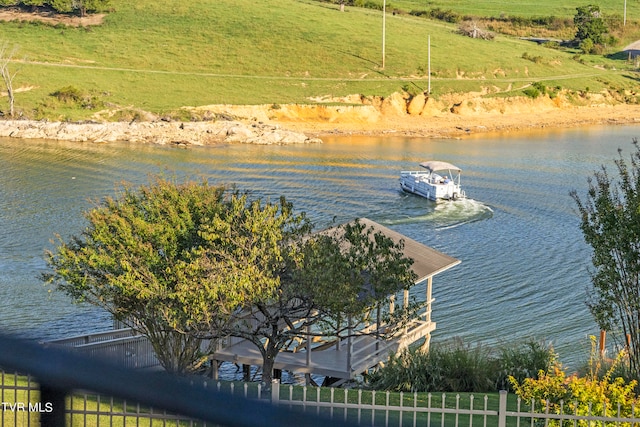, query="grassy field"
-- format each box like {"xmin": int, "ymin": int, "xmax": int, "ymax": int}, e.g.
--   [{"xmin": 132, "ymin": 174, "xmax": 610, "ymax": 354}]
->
[
  {"xmin": 390, "ymin": 0, "xmax": 640, "ymax": 20},
  {"xmin": 1, "ymin": 0, "xmax": 639, "ymax": 120}
]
